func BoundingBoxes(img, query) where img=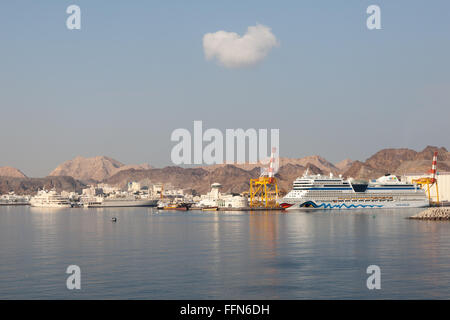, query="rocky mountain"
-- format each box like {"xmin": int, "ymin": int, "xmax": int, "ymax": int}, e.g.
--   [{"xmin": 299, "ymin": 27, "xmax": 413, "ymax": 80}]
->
[
  {"xmin": 342, "ymin": 161, "xmax": 386, "ymax": 180},
  {"xmin": 100, "ymin": 145, "xmax": 450, "ymax": 194},
  {"xmin": 201, "ymin": 155, "xmax": 339, "ymax": 174},
  {"xmin": 3, "ymin": 145, "xmax": 447, "ymax": 195},
  {"xmin": 49, "ymin": 154, "xmax": 344, "ymax": 185},
  {"xmin": 414, "ymin": 146, "xmax": 449, "ymax": 161},
  {"xmin": 279, "ymin": 156, "xmax": 339, "ymax": 174},
  {"xmin": 105, "ymin": 165, "xmax": 259, "ymax": 195},
  {"xmin": 0, "ymin": 176, "xmax": 86, "ymax": 195},
  {"xmin": 0, "ymin": 166, "xmax": 27, "ymax": 178},
  {"xmin": 343, "ymin": 146, "xmax": 450, "ymax": 179},
  {"xmin": 49, "ymin": 156, "xmax": 152, "ymax": 182},
  {"xmin": 334, "ymin": 159, "xmax": 354, "ymax": 172},
  {"xmin": 105, "ymin": 162, "xmax": 326, "ymax": 195},
  {"xmin": 364, "ymin": 148, "xmax": 418, "ymax": 173}
]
